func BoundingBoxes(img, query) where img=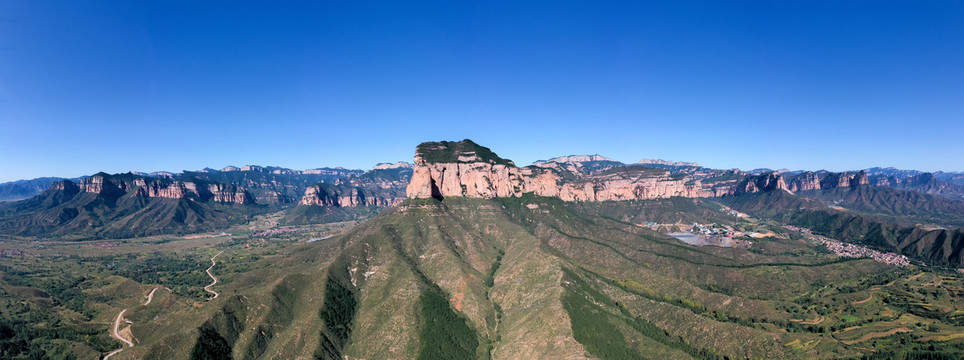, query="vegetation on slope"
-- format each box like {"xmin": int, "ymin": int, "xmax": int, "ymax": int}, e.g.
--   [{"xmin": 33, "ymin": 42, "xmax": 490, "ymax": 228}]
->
[
  {"xmin": 3, "ymin": 189, "xmax": 964, "ymax": 359},
  {"xmin": 415, "ymin": 139, "xmax": 514, "ymax": 166},
  {"xmin": 190, "ymin": 296, "xmax": 247, "ymax": 360},
  {"xmin": 316, "ymin": 267, "xmax": 357, "ymax": 360},
  {"xmin": 416, "ymin": 289, "xmax": 478, "ymax": 360},
  {"xmin": 720, "ymin": 190, "xmax": 964, "ymax": 266}
]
